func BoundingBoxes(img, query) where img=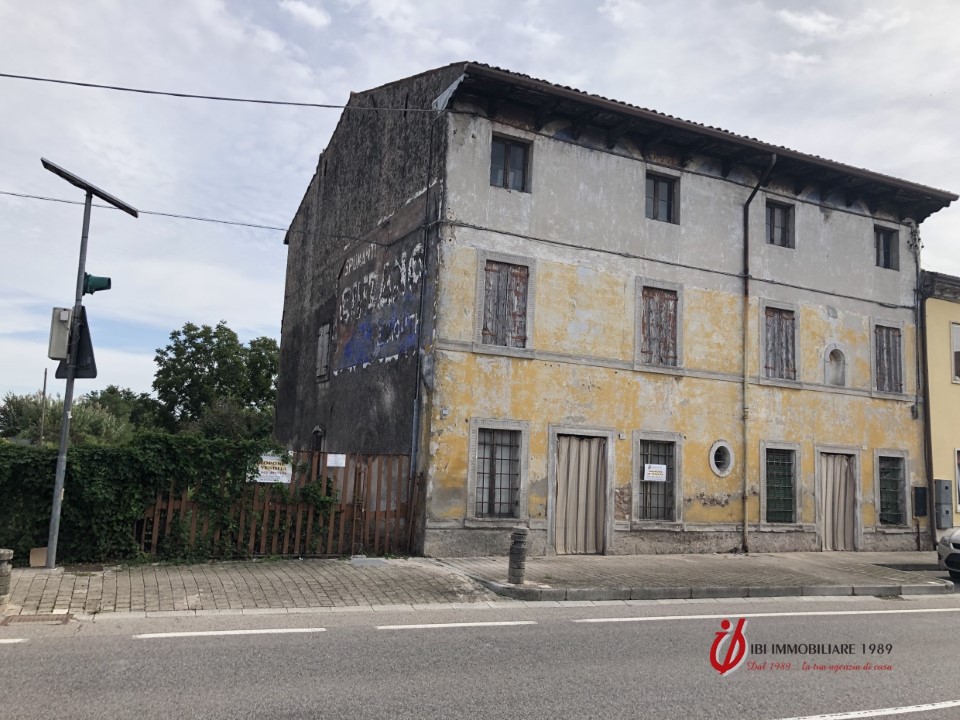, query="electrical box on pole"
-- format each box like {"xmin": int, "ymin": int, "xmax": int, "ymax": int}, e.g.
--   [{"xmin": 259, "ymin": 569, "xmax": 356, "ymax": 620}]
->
[
  {"xmin": 55, "ymin": 306, "xmax": 97, "ymax": 379},
  {"xmin": 48, "ymin": 307, "xmax": 72, "ymax": 360}
]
